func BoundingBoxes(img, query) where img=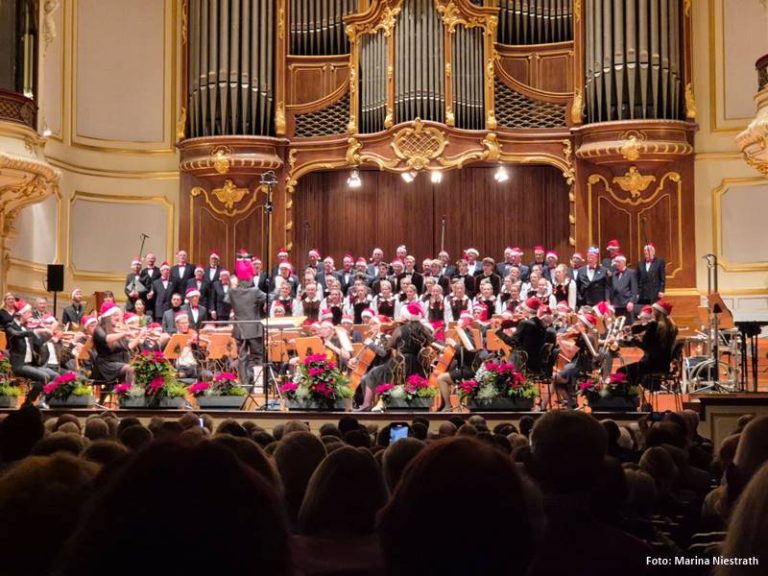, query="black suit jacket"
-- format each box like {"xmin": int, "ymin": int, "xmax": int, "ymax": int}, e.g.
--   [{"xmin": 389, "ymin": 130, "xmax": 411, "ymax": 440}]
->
[
  {"xmin": 636, "ymin": 258, "xmax": 666, "ymax": 303},
  {"xmin": 185, "ymin": 277, "xmax": 212, "ymax": 309},
  {"xmin": 181, "ymin": 303, "xmax": 209, "ymax": 331},
  {"xmin": 141, "ymin": 267, "xmax": 162, "ymax": 287},
  {"xmin": 451, "ymin": 274, "xmax": 477, "ymax": 297},
  {"xmin": 150, "ymin": 278, "xmax": 174, "ymax": 321},
  {"xmin": 170, "ymin": 264, "xmax": 197, "ymax": 296},
  {"xmin": 210, "ymin": 282, "xmax": 233, "ymax": 320},
  {"xmin": 577, "ymin": 266, "xmax": 610, "ymax": 307},
  {"xmin": 473, "ymin": 272, "xmax": 502, "ymax": 295},
  {"xmin": 229, "ymin": 286, "xmax": 267, "ymax": 340},
  {"xmin": 6, "ymin": 321, "xmax": 46, "ymax": 371},
  {"xmin": 397, "ymin": 271, "xmax": 424, "ymax": 294},
  {"xmin": 609, "ymin": 268, "xmax": 639, "ymax": 309},
  {"xmin": 124, "ymin": 273, "xmax": 148, "ymax": 312},
  {"xmin": 61, "ymin": 304, "xmax": 85, "ymax": 327},
  {"xmin": 204, "ymin": 265, "xmax": 221, "ymax": 285}
]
